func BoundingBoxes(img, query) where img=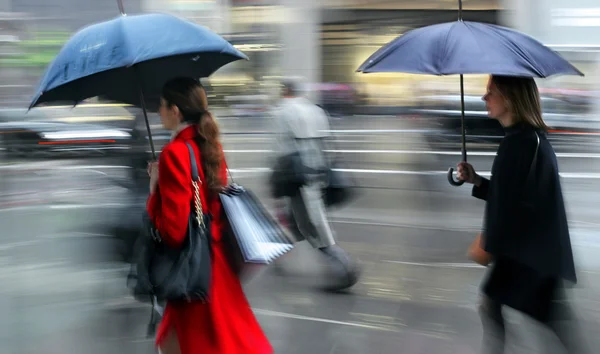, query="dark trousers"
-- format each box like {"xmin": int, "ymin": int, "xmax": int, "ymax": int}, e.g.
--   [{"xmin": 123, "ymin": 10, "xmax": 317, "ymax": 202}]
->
[{"xmin": 479, "ymin": 292, "xmax": 588, "ymax": 354}]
